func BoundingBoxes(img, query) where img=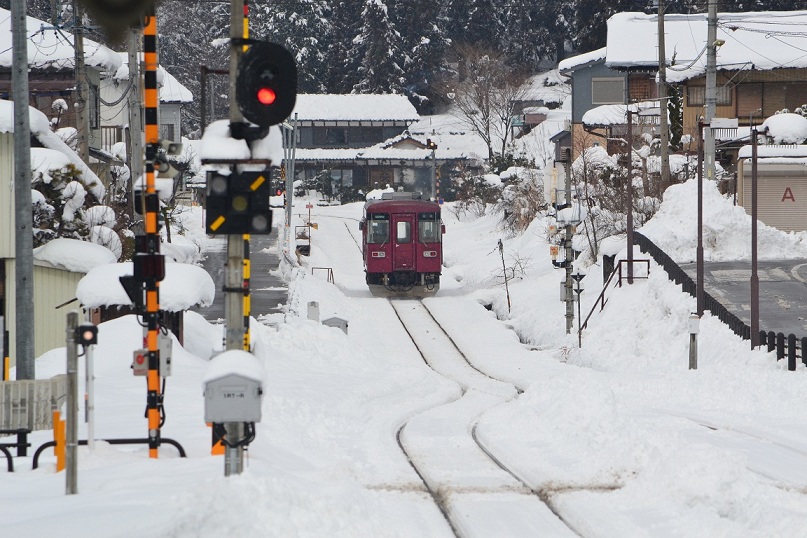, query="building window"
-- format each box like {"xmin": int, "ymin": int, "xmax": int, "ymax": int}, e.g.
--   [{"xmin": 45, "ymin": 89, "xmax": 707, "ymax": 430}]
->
[
  {"xmin": 160, "ymin": 124, "xmax": 175, "ymax": 142},
  {"xmin": 592, "ymin": 77, "xmax": 625, "ymax": 104},
  {"xmin": 89, "ymin": 84, "xmax": 100, "ymax": 129},
  {"xmin": 313, "ymin": 127, "xmax": 348, "ymax": 146},
  {"xmin": 628, "ymin": 75, "xmax": 655, "ymax": 101},
  {"xmin": 329, "ymin": 168, "xmax": 353, "ymax": 187},
  {"xmin": 687, "ymin": 85, "xmax": 731, "ymax": 107}
]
